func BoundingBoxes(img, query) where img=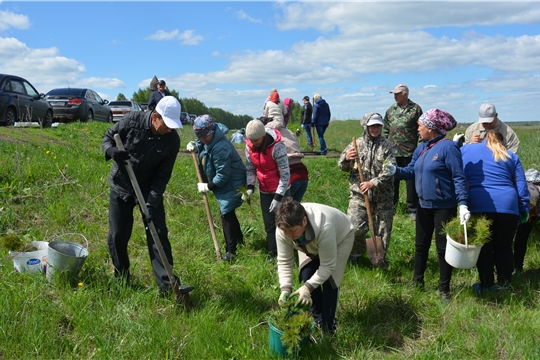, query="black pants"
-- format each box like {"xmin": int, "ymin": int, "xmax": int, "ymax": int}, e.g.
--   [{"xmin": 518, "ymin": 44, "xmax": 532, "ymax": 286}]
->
[
  {"xmin": 107, "ymin": 189, "xmax": 176, "ymax": 292},
  {"xmin": 260, "ymin": 190, "xmax": 290, "ymax": 256},
  {"xmin": 514, "ymin": 220, "xmax": 535, "ymax": 271},
  {"xmin": 221, "ymin": 210, "xmax": 243, "ymax": 254},
  {"xmin": 414, "ymin": 206, "xmax": 456, "ymax": 293},
  {"xmin": 394, "ymin": 157, "xmax": 418, "ymax": 214},
  {"xmin": 300, "ymin": 257, "xmax": 339, "ymax": 334},
  {"xmin": 477, "ymin": 212, "xmax": 518, "ymax": 287}
]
